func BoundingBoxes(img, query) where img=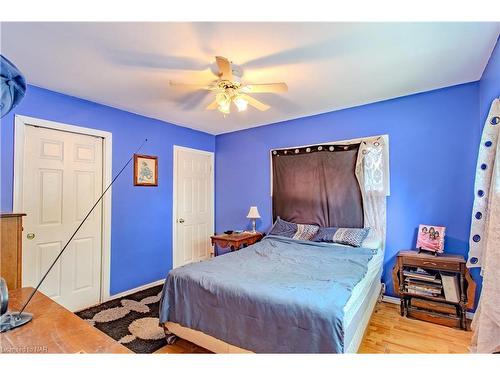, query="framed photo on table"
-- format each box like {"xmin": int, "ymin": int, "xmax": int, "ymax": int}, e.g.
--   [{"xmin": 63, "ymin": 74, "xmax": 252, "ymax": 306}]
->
[
  {"xmin": 416, "ymin": 224, "xmax": 445, "ymax": 254},
  {"xmin": 134, "ymin": 154, "xmax": 158, "ymax": 186}
]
